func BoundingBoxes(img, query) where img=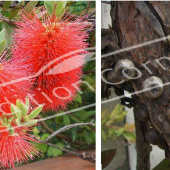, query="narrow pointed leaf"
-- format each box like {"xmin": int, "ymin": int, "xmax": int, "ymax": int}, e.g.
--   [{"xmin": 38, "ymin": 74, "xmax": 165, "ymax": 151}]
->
[
  {"xmin": 29, "ymin": 105, "xmax": 43, "ymax": 119},
  {"xmin": 24, "ymin": 1, "xmax": 38, "ymax": 13},
  {"xmin": 44, "ymin": 1, "xmax": 54, "ymax": 15},
  {"xmin": 26, "ymin": 98, "xmax": 29, "ymax": 109},
  {"xmin": 23, "ymin": 115, "xmax": 30, "ymax": 123},
  {"xmin": 55, "ymin": 1, "xmax": 67, "ymax": 17},
  {"xmin": 8, "ymin": 117, "xmax": 14, "ymax": 123},
  {"xmin": 16, "ymin": 99, "xmax": 22, "ymax": 109},
  {"xmin": 11, "ymin": 104, "xmax": 22, "ymax": 120},
  {"xmin": 16, "ymin": 118, "xmax": 21, "ymax": 126},
  {"xmin": 26, "ymin": 120, "xmax": 38, "ymax": 127},
  {"xmin": 0, "ymin": 29, "xmax": 5, "ymax": 42},
  {"xmin": 0, "ymin": 40, "xmax": 6, "ymax": 55},
  {"xmin": 20, "ymin": 102, "xmax": 28, "ymax": 116}
]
